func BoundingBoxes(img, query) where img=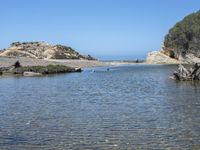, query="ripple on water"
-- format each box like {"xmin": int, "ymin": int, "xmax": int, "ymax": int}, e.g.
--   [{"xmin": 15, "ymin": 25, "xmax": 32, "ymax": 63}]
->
[{"xmin": 0, "ymin": 65, "xmax": 200, "ymax": 149}]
